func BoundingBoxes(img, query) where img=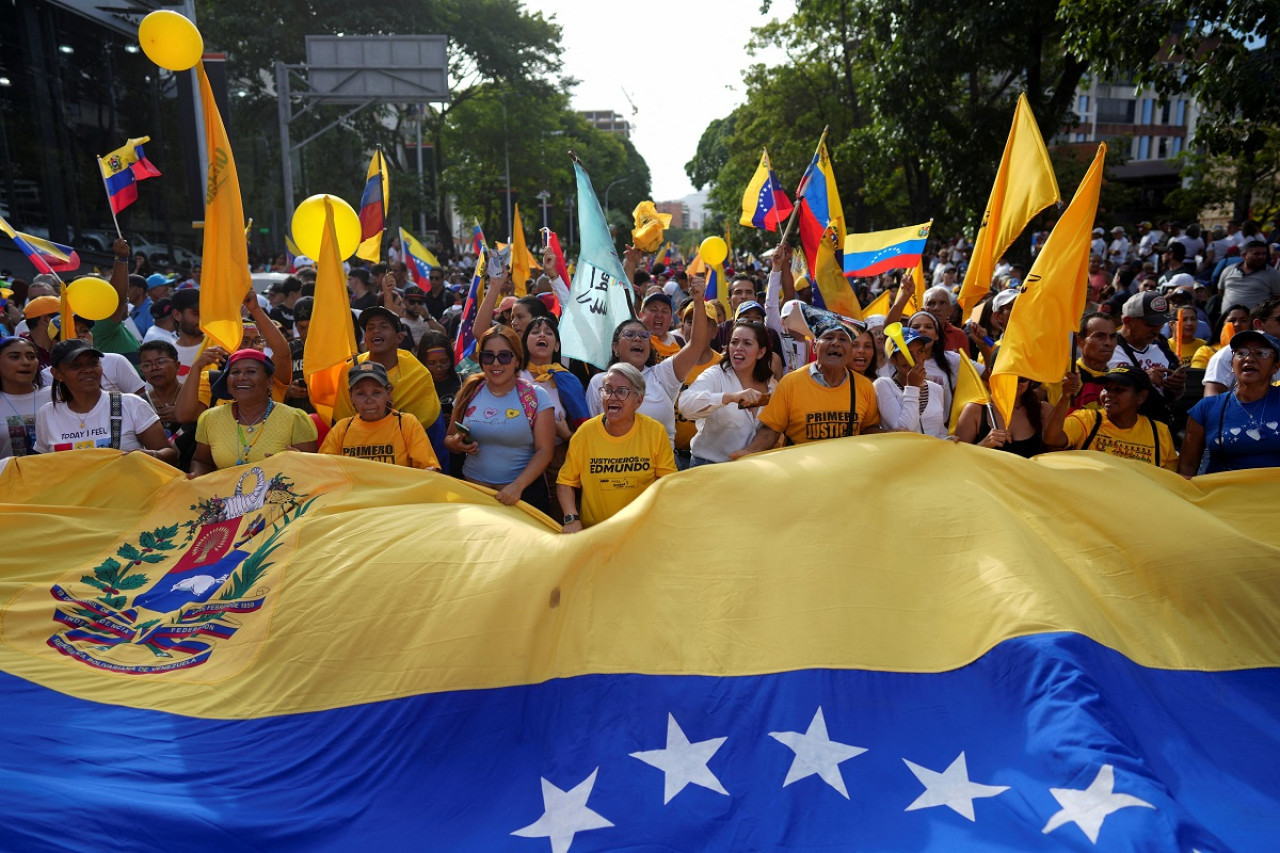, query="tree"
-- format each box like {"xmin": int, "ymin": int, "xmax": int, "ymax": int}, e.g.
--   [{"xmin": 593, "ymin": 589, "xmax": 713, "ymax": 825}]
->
[{"xmin": 1059, "ymin": 0, "xmax": 1280, "ymax": 220}]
